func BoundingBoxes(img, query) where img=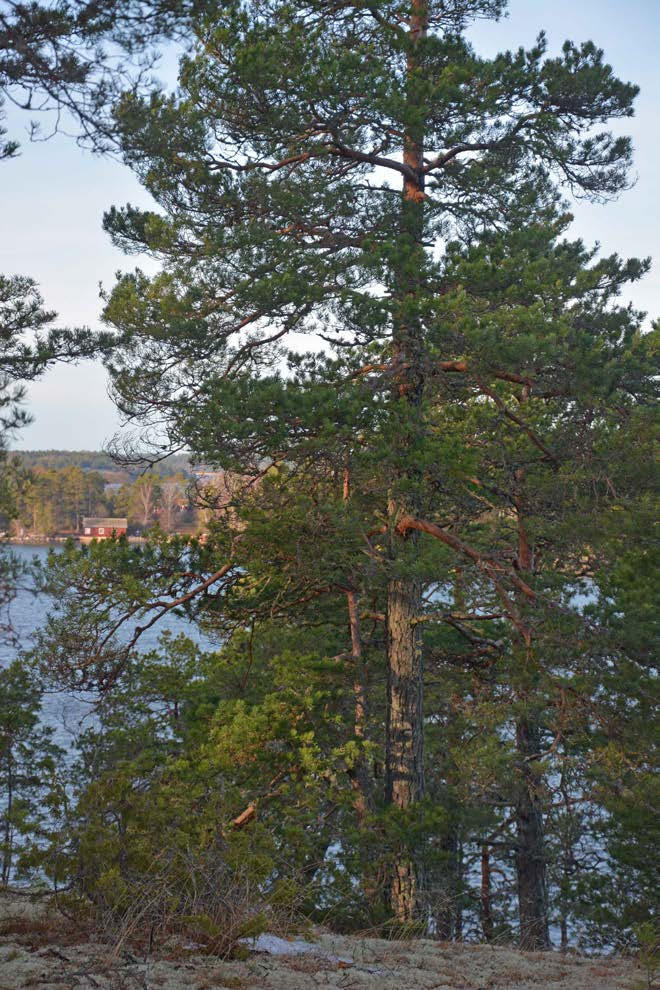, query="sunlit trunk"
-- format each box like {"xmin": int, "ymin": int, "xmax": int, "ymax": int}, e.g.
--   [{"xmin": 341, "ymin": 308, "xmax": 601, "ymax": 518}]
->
[{"xmin": 386, "ymin": 573, "xmax": 425, "ymax": 919}]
